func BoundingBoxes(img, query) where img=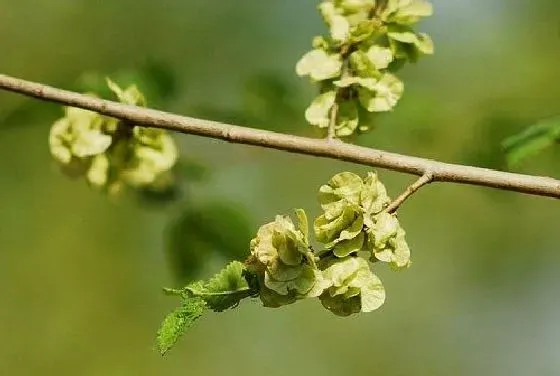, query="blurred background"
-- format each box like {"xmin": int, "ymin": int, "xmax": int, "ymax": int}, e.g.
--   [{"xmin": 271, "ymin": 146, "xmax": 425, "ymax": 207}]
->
[{"xmin": 1, "ymin": 1, "xmax": 560, "ymax": 375}]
